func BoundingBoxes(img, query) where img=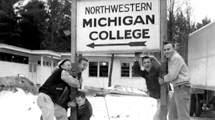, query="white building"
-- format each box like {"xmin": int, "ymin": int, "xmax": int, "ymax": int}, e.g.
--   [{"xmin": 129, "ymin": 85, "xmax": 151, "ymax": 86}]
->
[
  {"xmin": 0, "ymin": 44, "xmax": 60, "ymax": 85},
  {"xmin": 0, "ymin": 44, "xmax": 160, "ymax": 91}
]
